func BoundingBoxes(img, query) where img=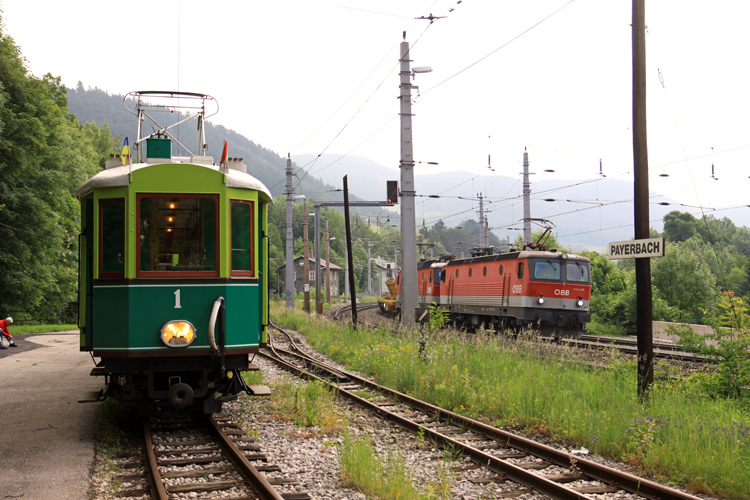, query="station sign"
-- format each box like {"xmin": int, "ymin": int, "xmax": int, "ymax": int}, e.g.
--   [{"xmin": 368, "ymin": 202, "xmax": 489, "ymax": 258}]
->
[{"xmin": 608, "ymin": 237, "xmax": 664, "ymax": 260}]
